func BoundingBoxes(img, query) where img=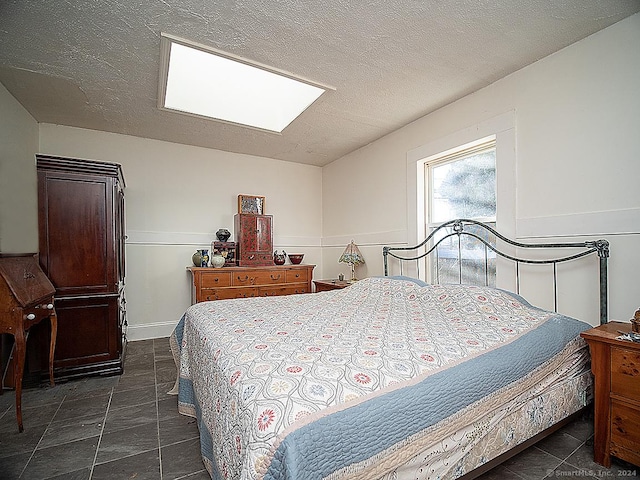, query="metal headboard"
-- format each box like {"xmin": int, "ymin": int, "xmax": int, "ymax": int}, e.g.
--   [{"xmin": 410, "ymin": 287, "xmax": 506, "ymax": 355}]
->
[{"xmin": 383, "ymin": 219, "xmax": 610, "ymax": 324}]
